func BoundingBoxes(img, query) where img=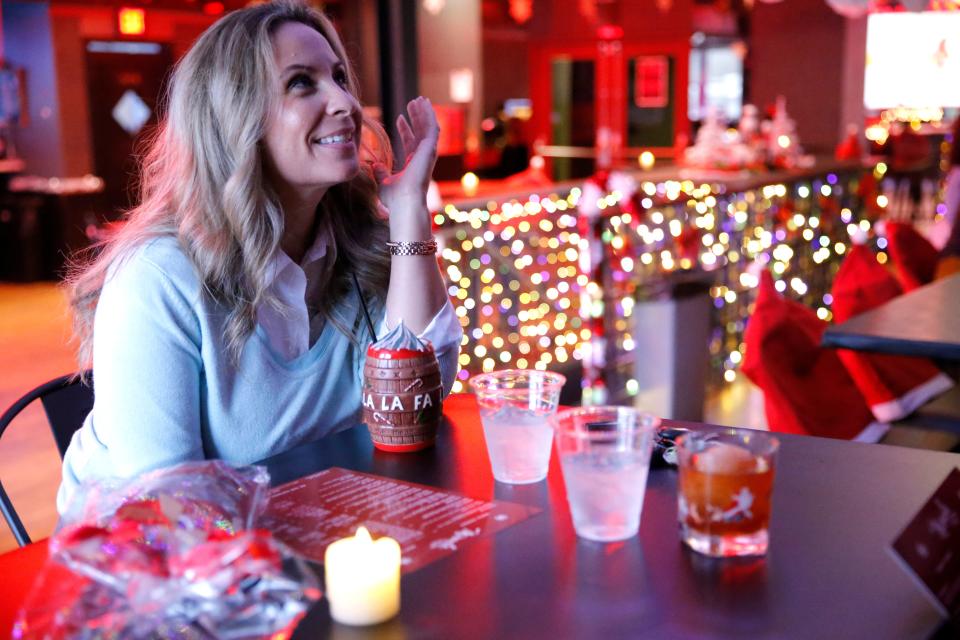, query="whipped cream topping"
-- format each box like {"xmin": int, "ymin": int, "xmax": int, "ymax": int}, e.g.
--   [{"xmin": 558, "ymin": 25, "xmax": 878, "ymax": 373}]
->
[{"xmin": 373, "ymin": 319, "xmax": 430, "ymax": 352}]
